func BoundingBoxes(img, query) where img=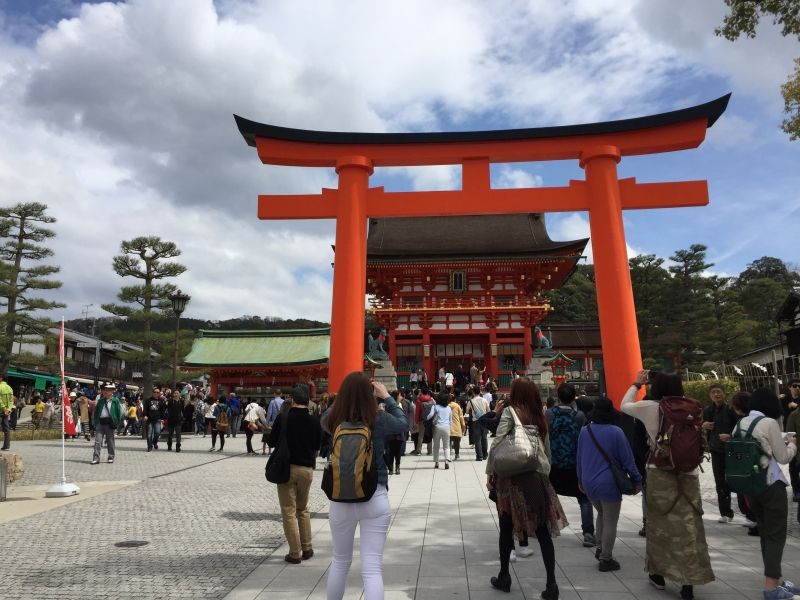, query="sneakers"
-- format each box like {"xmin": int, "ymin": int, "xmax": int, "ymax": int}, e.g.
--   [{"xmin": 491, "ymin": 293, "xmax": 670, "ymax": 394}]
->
[
  {"xmin": 763, "ymin": 587, "xmax": 799, "ymax": 600},
  {"xmin": 209, "ymin": 447, "xmax": 216, "ymax": 452},
  {"xmin": 649, "ymin": 574, "xmax": 666, "ymax": 590},
  {"xmin": 90, "ymin": 460, "xmax": 99, "ymax": 465},
  {"xmin": 742, "ymin": 518, "xmax": 757, "ymax": 527},
  {"xmin": 599, "ymin": 558, "xmax": 620, "ymax": 572},
  {"xmin": 717, "ymin": 515, "xmax": 734, "ymax": 523},
  {"xmin": 582, "ymin": 533, "xmax": 596, "ymax": 547},
  {"xmin": 516, "ymin": 546, "xmax": 535, "ymax": 558},
  {"xmin": 107, "ymin": 458, "xmax": 114, "ymax": 463},
  {"xmin": 509, "ymin": 549, "xmax": 517, "ymax": 562},
  {"xmin": 780, "ymin": 581, "xmax": 800, "ymax": 594}
]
